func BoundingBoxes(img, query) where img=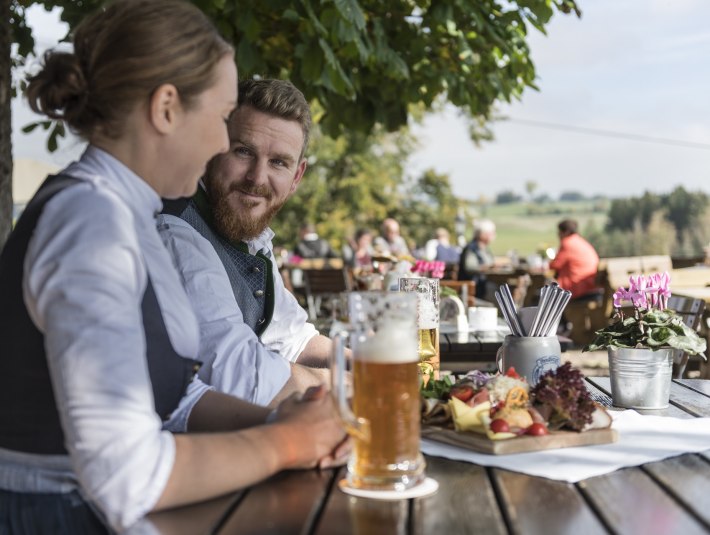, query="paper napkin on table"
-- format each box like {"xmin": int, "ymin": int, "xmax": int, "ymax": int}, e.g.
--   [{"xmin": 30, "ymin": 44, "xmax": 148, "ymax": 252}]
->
[{"xmin": 420, "ymin": 410, "xmax": 710, "ymax": 482}]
